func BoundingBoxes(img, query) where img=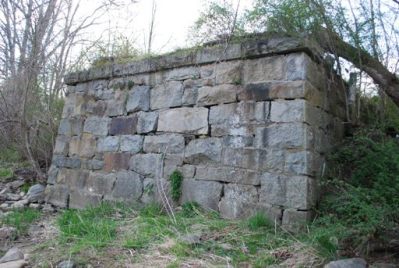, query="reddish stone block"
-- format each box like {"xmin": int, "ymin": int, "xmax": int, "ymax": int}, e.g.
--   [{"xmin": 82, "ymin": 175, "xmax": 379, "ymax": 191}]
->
[
  {"xmin": 104, "ymin": 152, "xmax": 130, "ymax": 172},
  {"xmin": 109, "ymin": 116, "xmax": 137, "ymax": 135}
]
